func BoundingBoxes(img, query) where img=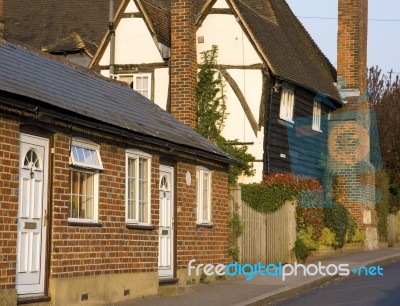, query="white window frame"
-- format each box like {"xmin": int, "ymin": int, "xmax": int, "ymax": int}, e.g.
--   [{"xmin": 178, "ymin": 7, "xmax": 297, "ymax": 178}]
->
[
  {"xmin": 279, "ymin": 87, "xmax": 295, "ymax": 123},
  {"xmin": 196, "ymin": 167, "xmax": 212, "ymax": 225},
  {"xmin": 69, "ymin": 138, "xmax": 102, "ymax": 223},
  {"xmin": 312, "ymin": 99, "xmax": 322, "ymax": 132},
  {"xmin": 118, "ymin": 73, "xmax": 152, "ymax": 99},
  {"xmin": 125, "ymin": 150, "xmax": 152, "ymax": 225}
]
